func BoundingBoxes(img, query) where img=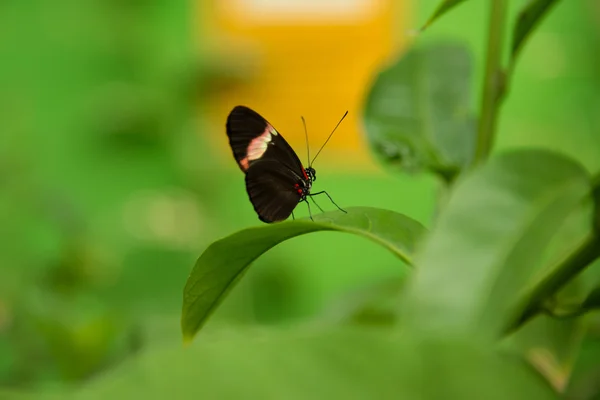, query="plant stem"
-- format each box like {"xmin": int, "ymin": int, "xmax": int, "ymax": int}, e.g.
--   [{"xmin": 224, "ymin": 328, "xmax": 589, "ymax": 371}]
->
[
  {"xmin": 503, "ymin": 171, "xmax": 600, "ymax": 334},
  {"xmin": 503, "ymin": 232, "xmax": 600, "ymax": 335},
  {"xmin": 474, "ymin": 0, "xmax": 509, "ymax": 165}
]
